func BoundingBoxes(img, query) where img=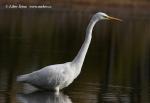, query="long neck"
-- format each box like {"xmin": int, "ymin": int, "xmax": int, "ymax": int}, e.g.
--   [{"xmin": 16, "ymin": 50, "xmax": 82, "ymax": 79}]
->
[{"xmin": 72, "ymin": 18, "xmax": 98, "ymax": 69}]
